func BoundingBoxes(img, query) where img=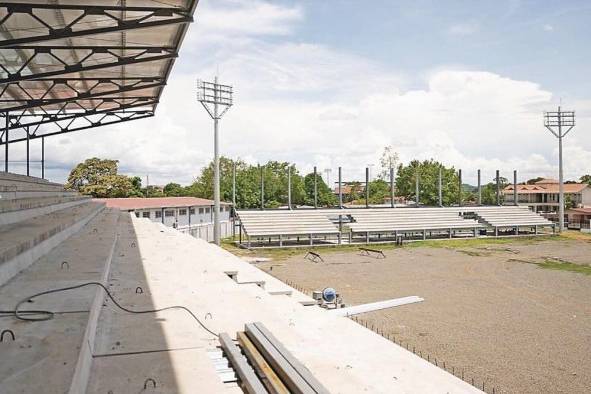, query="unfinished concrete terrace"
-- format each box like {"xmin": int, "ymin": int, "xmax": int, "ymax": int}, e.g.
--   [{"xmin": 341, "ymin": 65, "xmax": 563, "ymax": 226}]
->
[{"xmin": 0, "ymin": 187, "xmax": 482, "ymax": 393}]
